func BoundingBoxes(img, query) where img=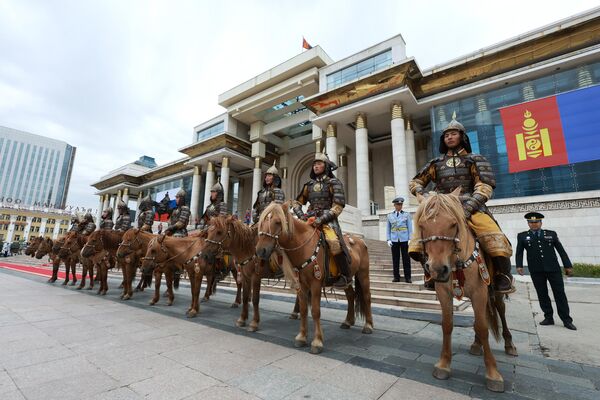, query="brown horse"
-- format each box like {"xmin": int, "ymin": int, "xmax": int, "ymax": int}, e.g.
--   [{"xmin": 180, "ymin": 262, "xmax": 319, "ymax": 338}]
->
[
  {"xmin": 24, "ymin": 236, "xmax": 43, "ymax": 257},
  {"xmin": 414, "ymin": 188, "xmax": 516, "ymax": 393},
  {"xmin": 255, "ymin": 202, "xmax": 373, "ymax": 354},
  {"xmin": 58, "ymin": 232, "xmax": 81, "ymax": 286},
  {"xmin": 141, "ymin": 234, "xmax": 204, "ymax": 315},
  {"xmin": 116, "ymin": 228, "xmax": 156, "ymax": 300},
  {"xmin": 35, "ymin": 237, "xmax": 59, "ymax": 282},
  {"xmin": 81, "ymin": 230, "xmax": 124, "ymax": 294},
  {"xmin": 203, "ymin": 215, "xmax": 277, "ymax": 331}
]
